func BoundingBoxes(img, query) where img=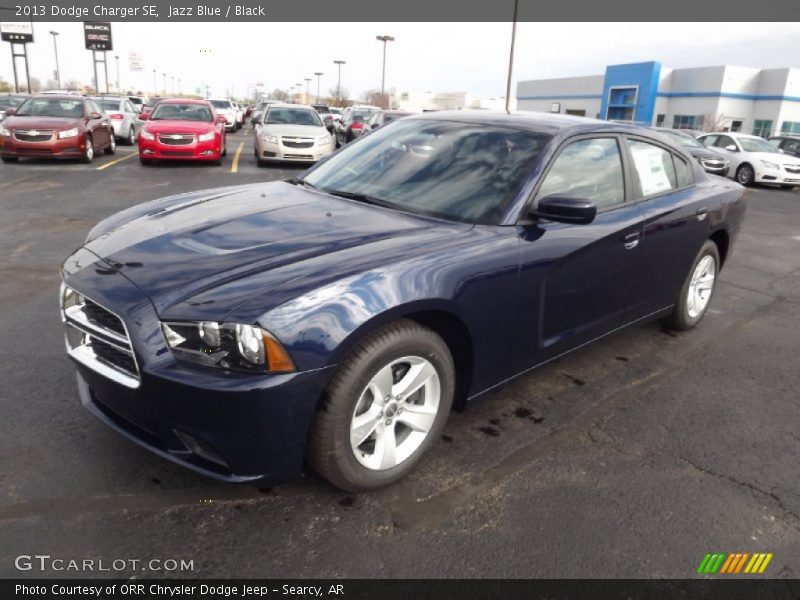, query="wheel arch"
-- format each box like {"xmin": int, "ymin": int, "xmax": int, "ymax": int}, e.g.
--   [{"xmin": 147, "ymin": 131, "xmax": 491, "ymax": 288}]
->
[{"xmin": 709, "ymin": 228, "xmax": 730, "ymax": 268}]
